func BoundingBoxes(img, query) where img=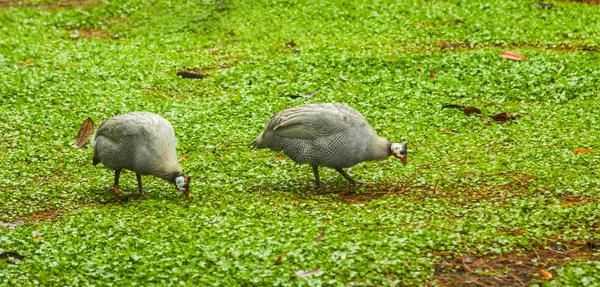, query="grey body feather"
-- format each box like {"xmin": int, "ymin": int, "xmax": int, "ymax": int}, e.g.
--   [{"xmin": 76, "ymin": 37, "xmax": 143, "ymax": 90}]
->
[
  {"xmin": 252, "ymin": 103, "xmax": 393, "ymax": 170},
  {"xmin": 92, "ymin": 112, "xmax": 182, "ymax": 182}
]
